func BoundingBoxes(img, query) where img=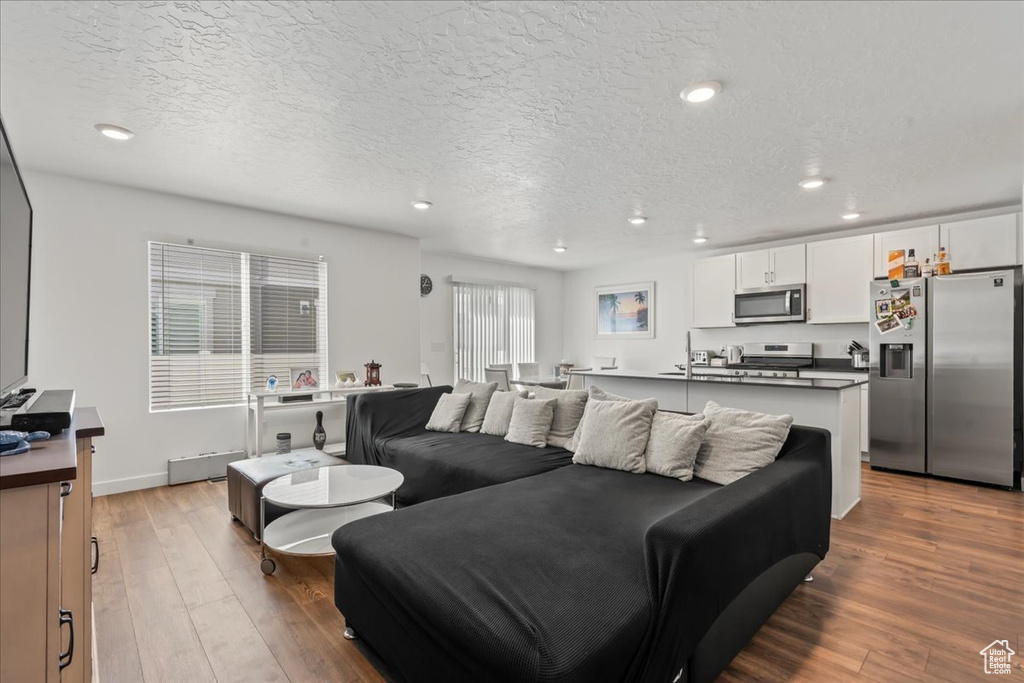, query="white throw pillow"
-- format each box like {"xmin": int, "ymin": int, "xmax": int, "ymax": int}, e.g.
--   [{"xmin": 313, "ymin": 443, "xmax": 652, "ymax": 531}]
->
[
  {"xmin": 454, "ymin": 379, "xmax": 499, "ymax": 433},
  {"xmin": 505, "ymin": 398, "xmax": 557, "ymax": 448},
  {"xmin": 480, "ymin": 390, "xmax": 528, "ymax": 437},
  {"xmin": 531, "ymin": 387, "xmax": 588, "ymax": 448},
  {"xmin": 644, "ymin": 411, "xmax": 709, "ymax": 481},
  {"xmin": 565, "ymin": 385, "xmax": 655, "ymax": 452},
  {"xmin": 694, "ymin": 401, "xmax": 793, "ymax": 485},
  {"xmin": 571, "ymin": 398, "xmax": 658, "ymax": 473},
  {"xmin": 425, "ymin": 392, "xmax": 473, "ymax": 433}
]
